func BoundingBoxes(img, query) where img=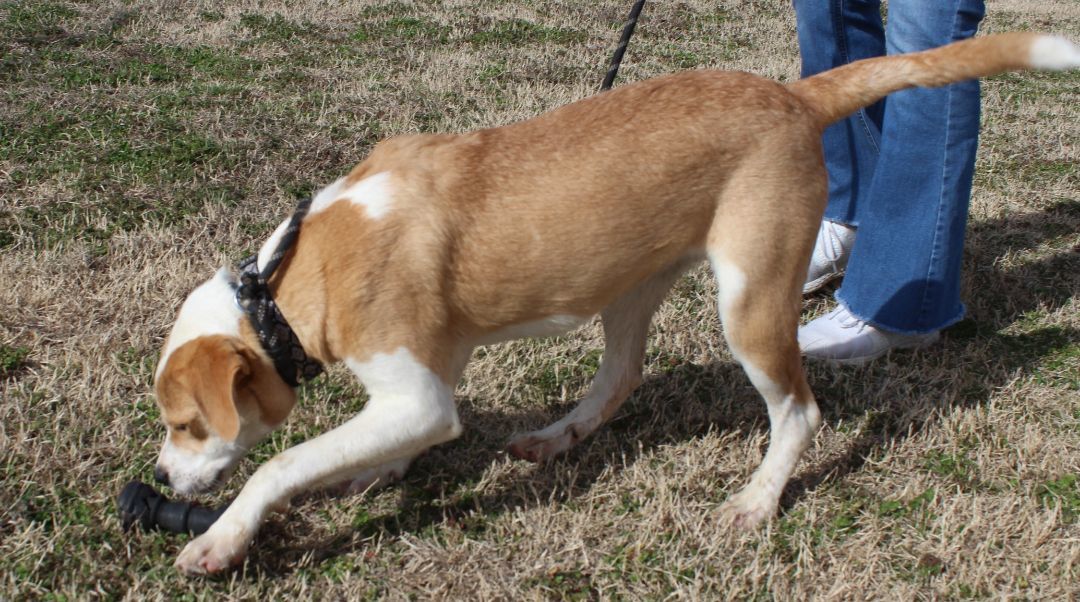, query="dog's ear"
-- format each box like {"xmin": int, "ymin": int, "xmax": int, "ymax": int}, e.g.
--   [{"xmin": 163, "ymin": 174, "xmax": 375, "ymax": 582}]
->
[
  {"xmin": 158, "ymin": 335, "xmax": 247, "ymax": 441},
  {"xmin": 192, "ymin": 336, "xmax": 248, "ymax": 441},
  {"xmin": 237, "ymin": 345, "xmax": 297, "ymax": 426}
]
